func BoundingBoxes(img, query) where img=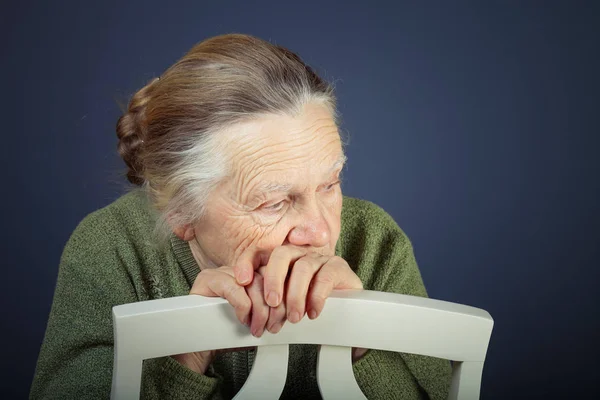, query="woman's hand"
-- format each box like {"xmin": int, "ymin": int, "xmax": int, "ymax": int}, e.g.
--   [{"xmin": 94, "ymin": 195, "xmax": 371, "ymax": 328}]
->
[
  {"xmin": 173, "ymin": 247, "xmax": 365, "ymax": 374},
  {"xmin": 173, "ymin": 266, "xmax": 254, "ymax": 374},
  {"xmin": 241, "ymin": 245, "xmax": 368, "ymax": 362},
  {"xmin": 172, "ymin": 263, "xmax": 291, "ymax": 374},
  {"xmin": 237, "ymin": 244, "xmax": 363, "ymax": 329},
  {"xmin": 244, "ymin": 267, "xmax": 287, "ymax": 337}
]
